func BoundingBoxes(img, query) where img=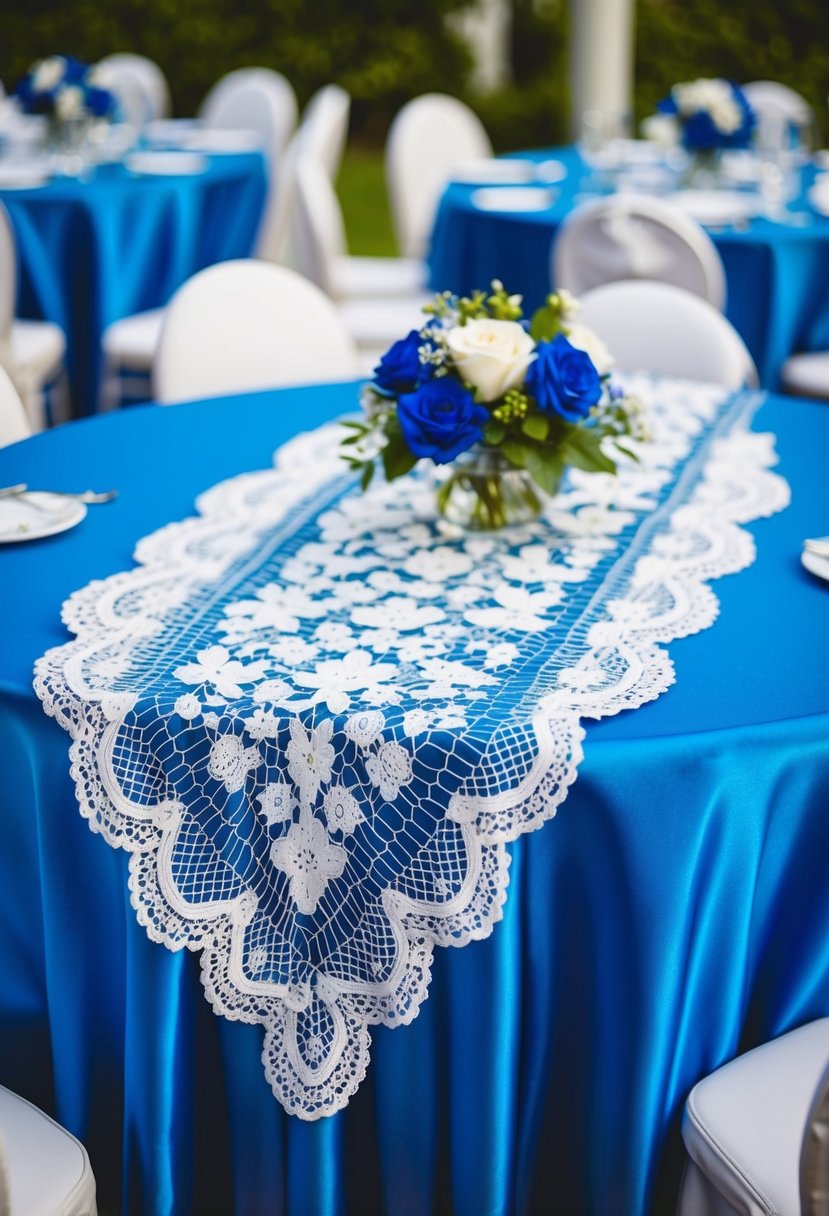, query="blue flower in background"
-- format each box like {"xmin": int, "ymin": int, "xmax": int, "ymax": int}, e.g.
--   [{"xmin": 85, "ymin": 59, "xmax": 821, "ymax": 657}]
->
[
  {"xmin": 657, "ymin": 78, "xmax": 756, "ymax": 152},
  {"xmin": 397, "ymin": 377, "xmax": 488, "ymax": 463},
  {"xmin": 525, "ymin": 334, "xmax": 602, "ymax": 423},
  {"xmin": 374, "ymin": 330, "xmax": 435, "ymax": 394}
]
